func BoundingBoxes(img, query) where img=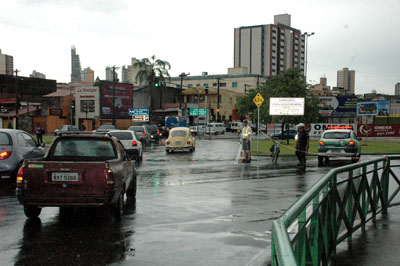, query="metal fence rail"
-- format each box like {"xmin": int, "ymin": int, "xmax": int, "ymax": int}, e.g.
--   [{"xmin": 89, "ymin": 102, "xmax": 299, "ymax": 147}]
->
[{"xmin": 271, "ymin": 155, "xmax": 400, "ymax": 266}]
